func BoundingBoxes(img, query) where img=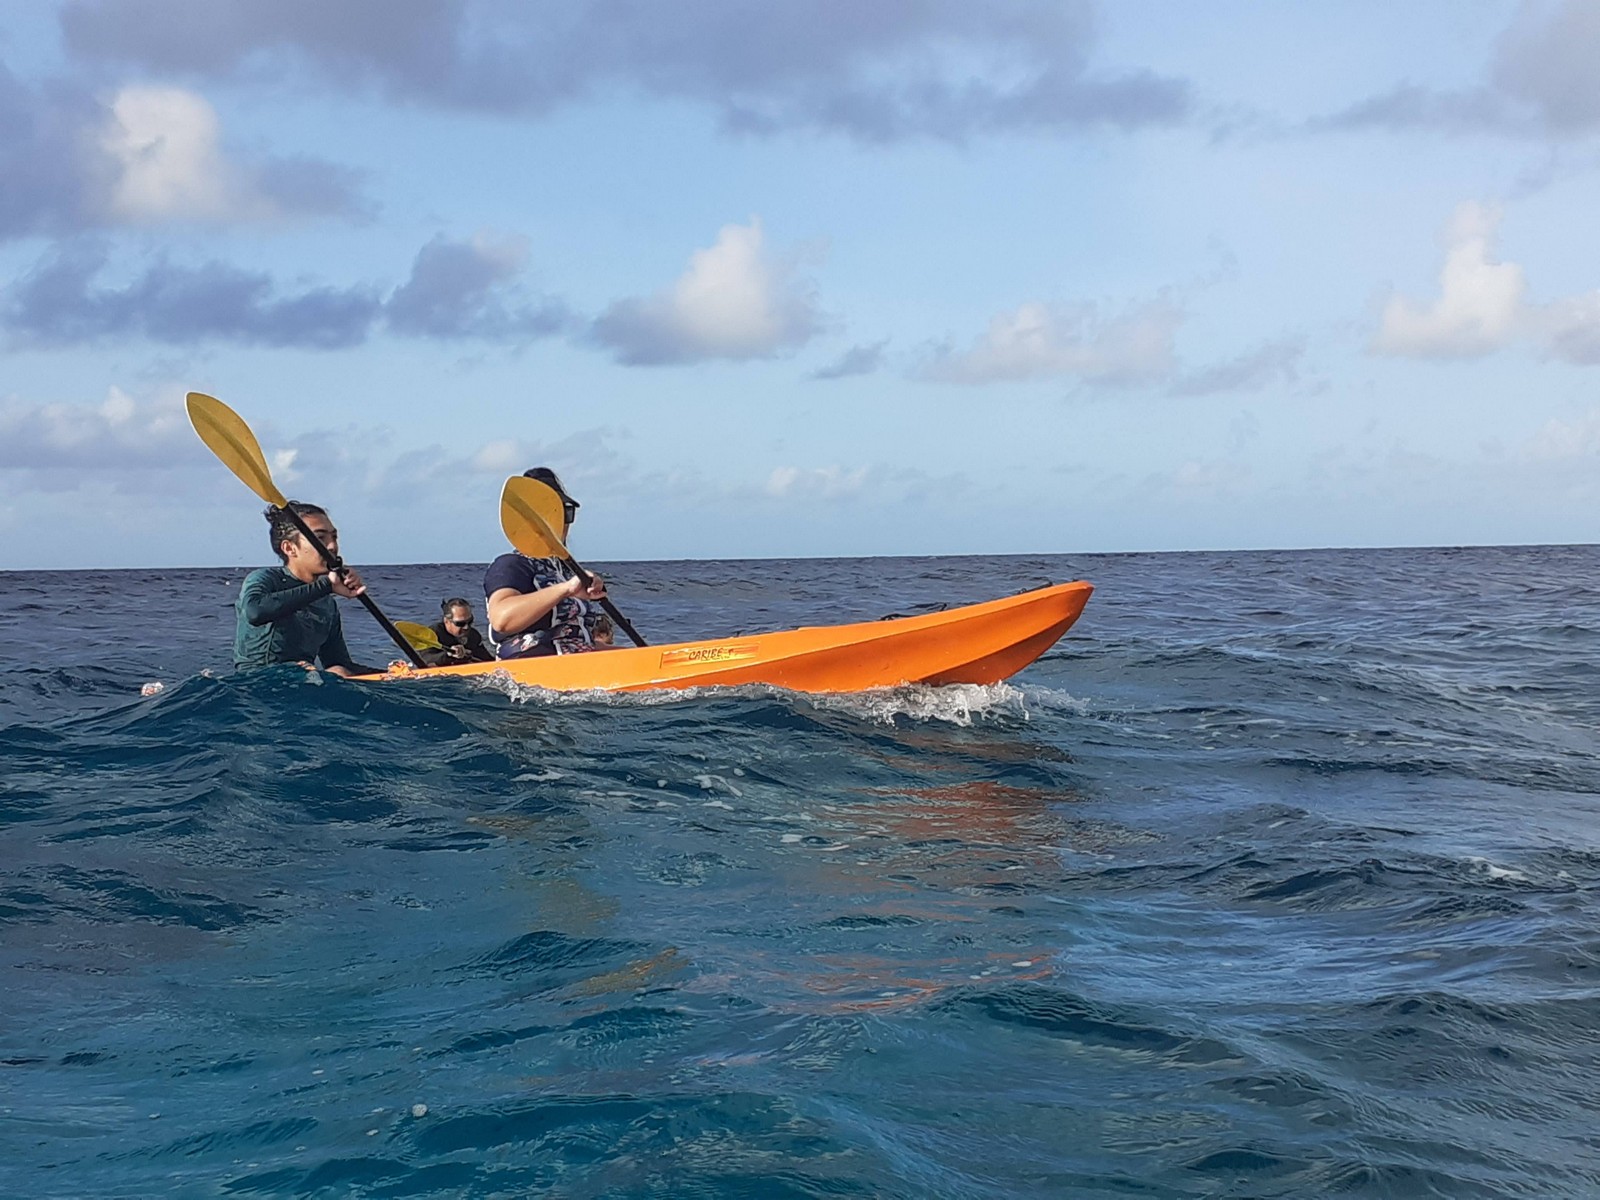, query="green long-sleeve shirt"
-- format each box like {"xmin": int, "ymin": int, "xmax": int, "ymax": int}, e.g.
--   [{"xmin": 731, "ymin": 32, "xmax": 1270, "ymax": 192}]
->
[{"xmin": 233, "ymin": 566, "xmax": 372, "ymax": 672}]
